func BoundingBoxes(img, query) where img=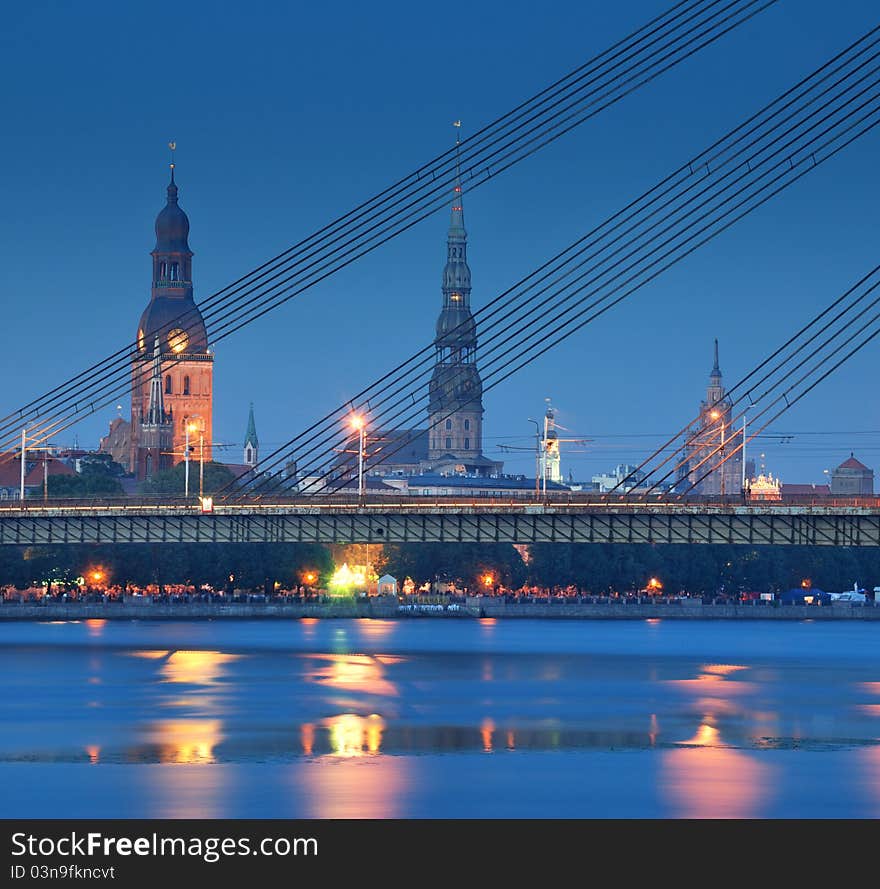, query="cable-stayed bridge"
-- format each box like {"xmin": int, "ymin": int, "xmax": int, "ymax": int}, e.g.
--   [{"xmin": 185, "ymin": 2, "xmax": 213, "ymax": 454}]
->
[{"xmin": 4, "ymin": 1, "xmax": 880, "ymax": 546}]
